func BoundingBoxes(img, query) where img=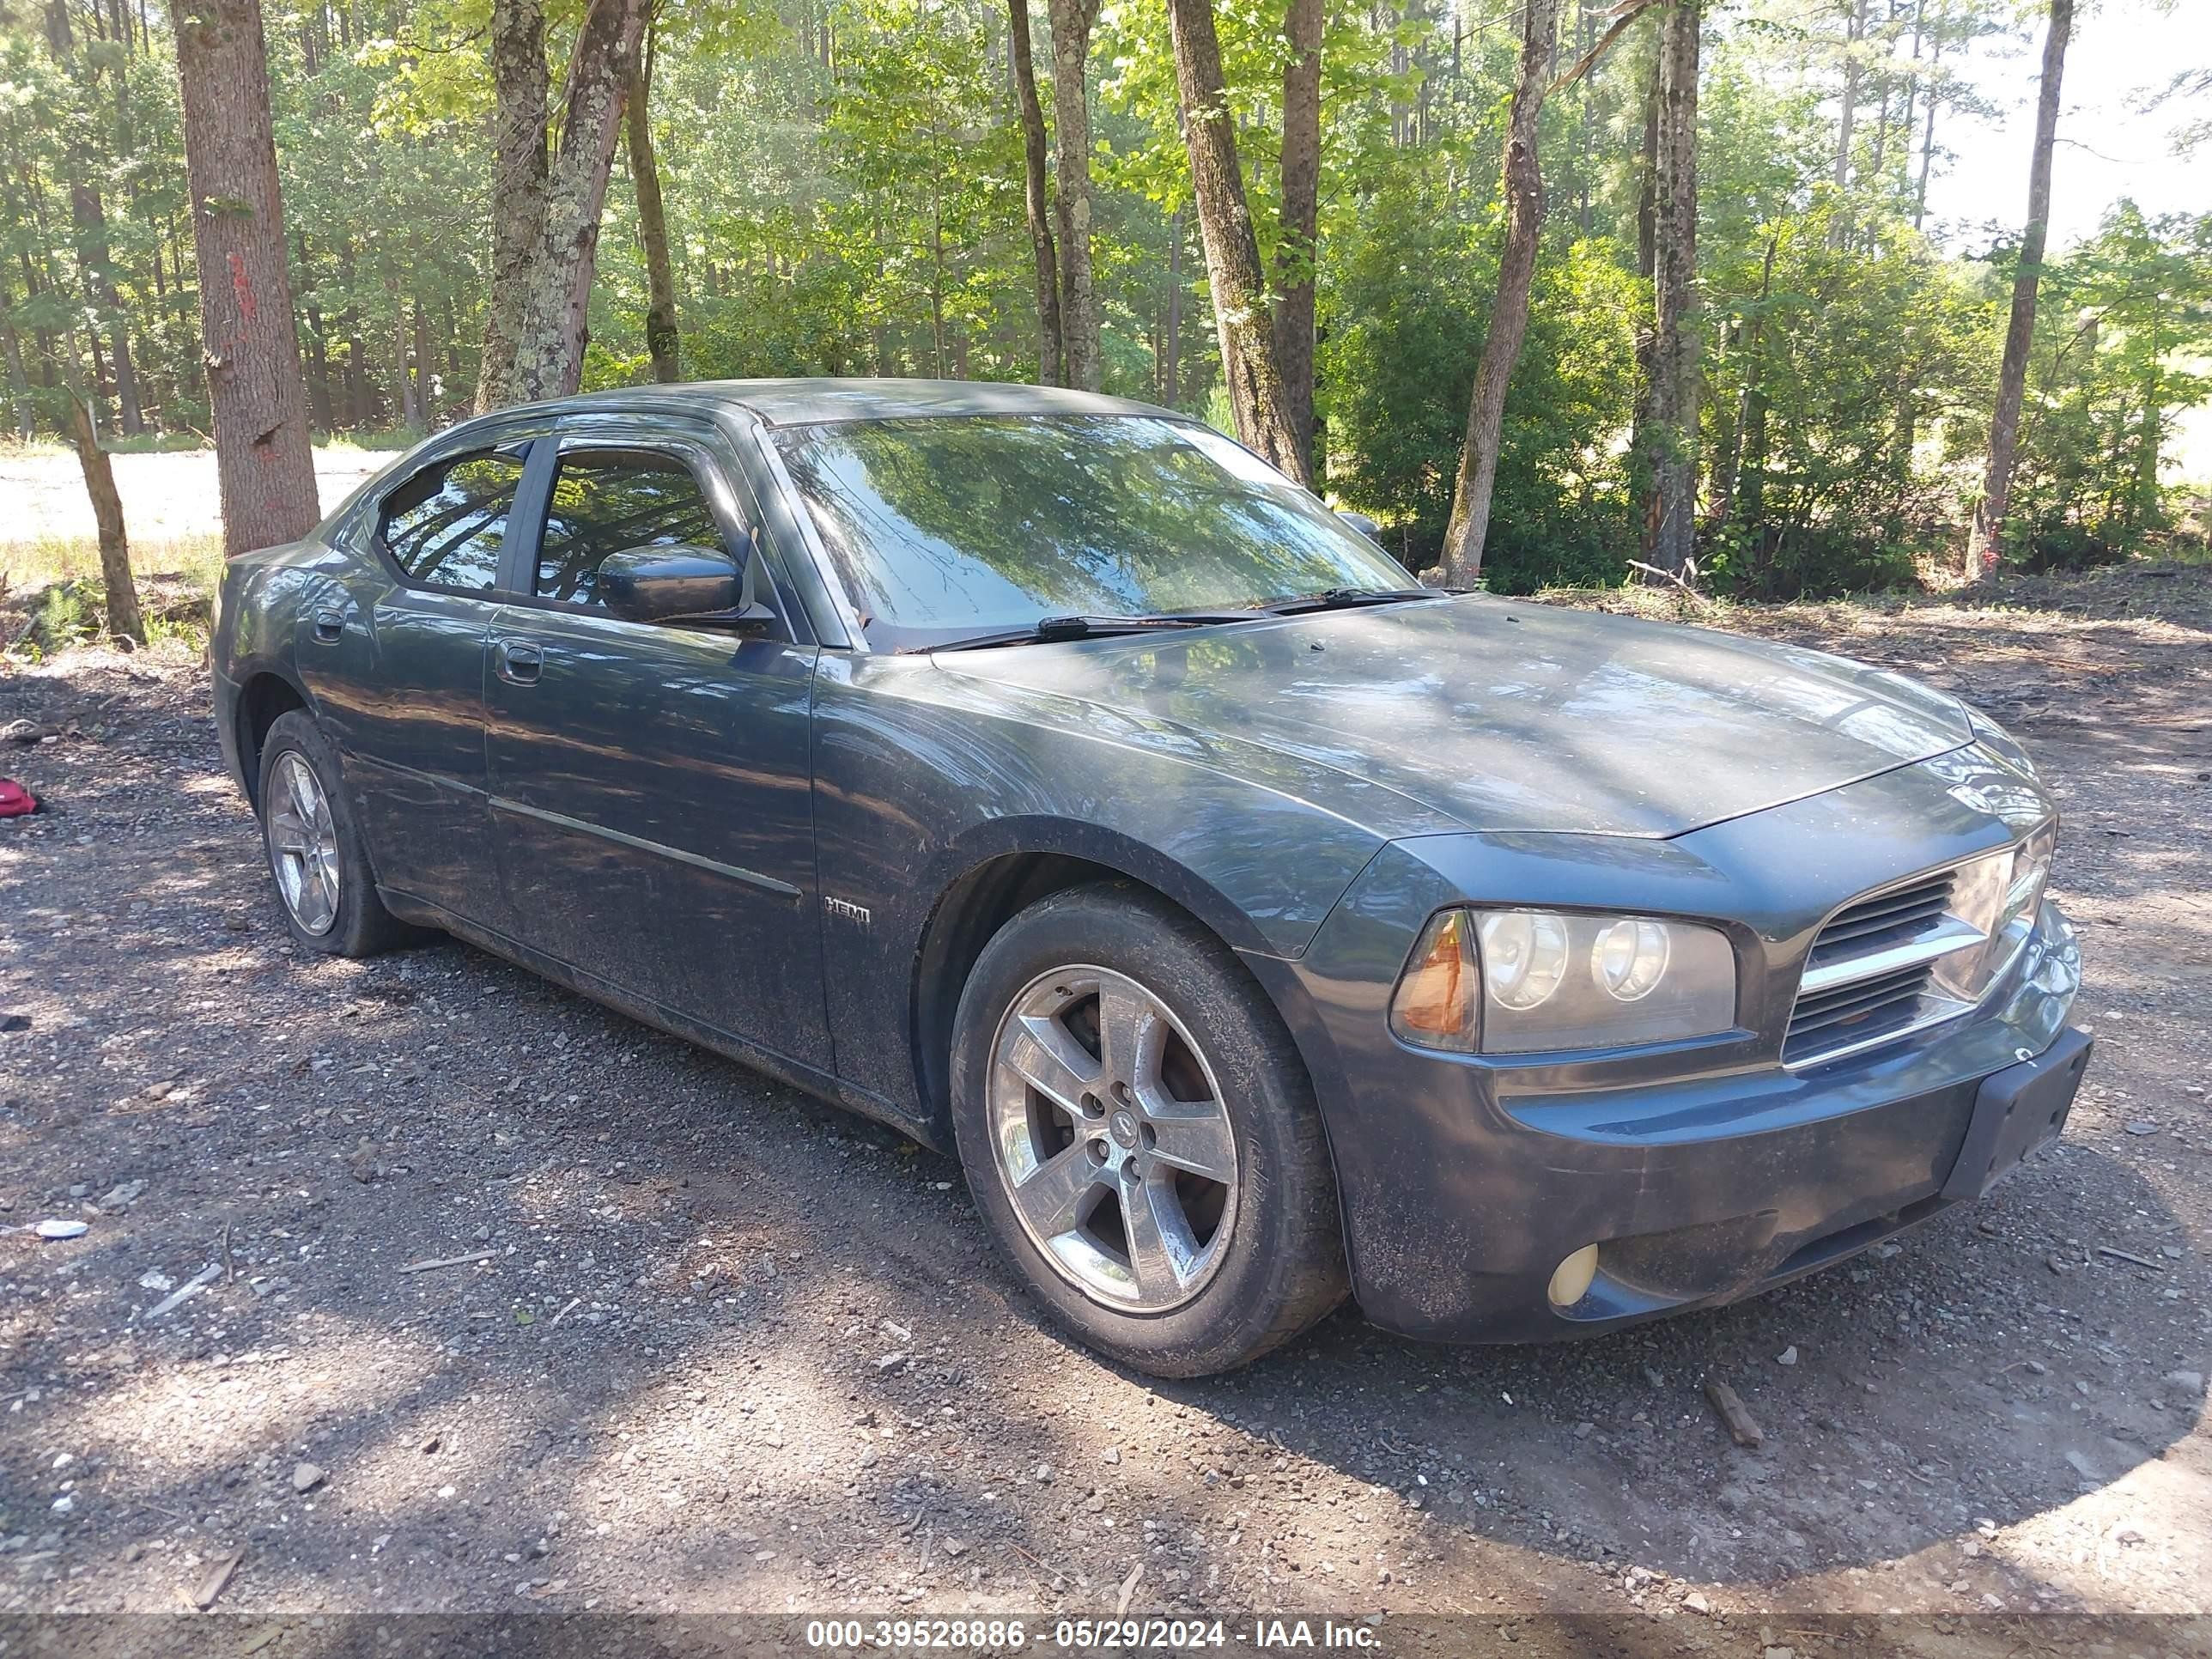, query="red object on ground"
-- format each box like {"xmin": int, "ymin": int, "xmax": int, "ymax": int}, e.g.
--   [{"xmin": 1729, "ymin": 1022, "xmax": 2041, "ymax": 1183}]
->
[{"xmin": 0, "ymin": 778, "xmax": 38, "ymax": 817}]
